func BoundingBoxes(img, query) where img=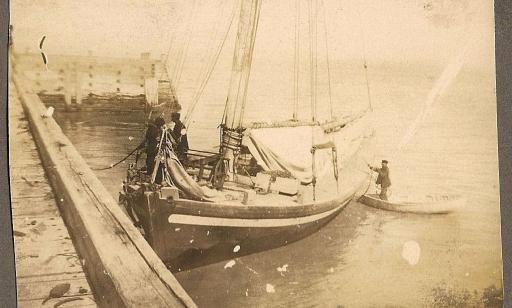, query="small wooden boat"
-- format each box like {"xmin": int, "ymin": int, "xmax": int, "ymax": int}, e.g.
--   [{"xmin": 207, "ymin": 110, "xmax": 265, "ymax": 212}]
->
[{"xmin": 358, "ymin": 194, "xmax": 464, "ymax": 214}]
